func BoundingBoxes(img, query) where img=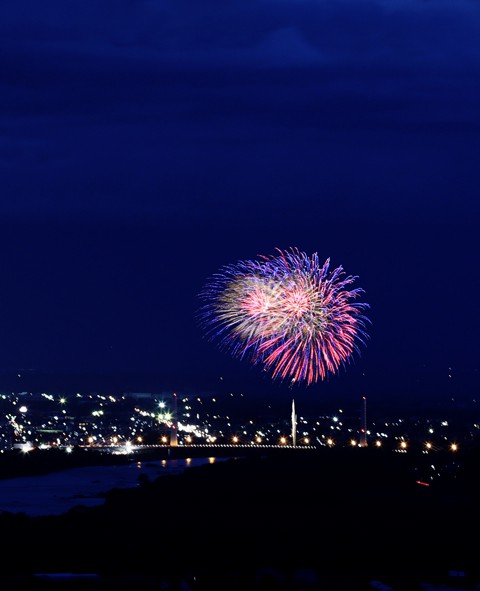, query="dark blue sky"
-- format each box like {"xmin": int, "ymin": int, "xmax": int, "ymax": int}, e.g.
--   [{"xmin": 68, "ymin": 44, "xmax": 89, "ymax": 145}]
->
[{"xmin": 1, "ymin": 0, "xmax": 479, "ymax": 408}]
